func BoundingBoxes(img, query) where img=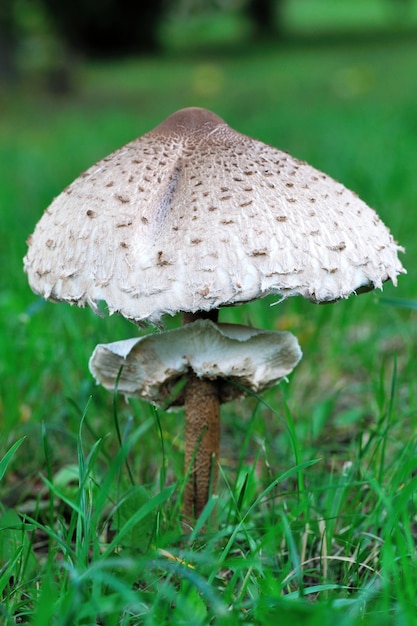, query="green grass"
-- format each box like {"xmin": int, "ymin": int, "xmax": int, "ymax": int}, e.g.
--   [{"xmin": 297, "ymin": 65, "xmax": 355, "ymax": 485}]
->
[{"xmin": 1, "ymin": 7, "xmax": 417, "ymax": 624}]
